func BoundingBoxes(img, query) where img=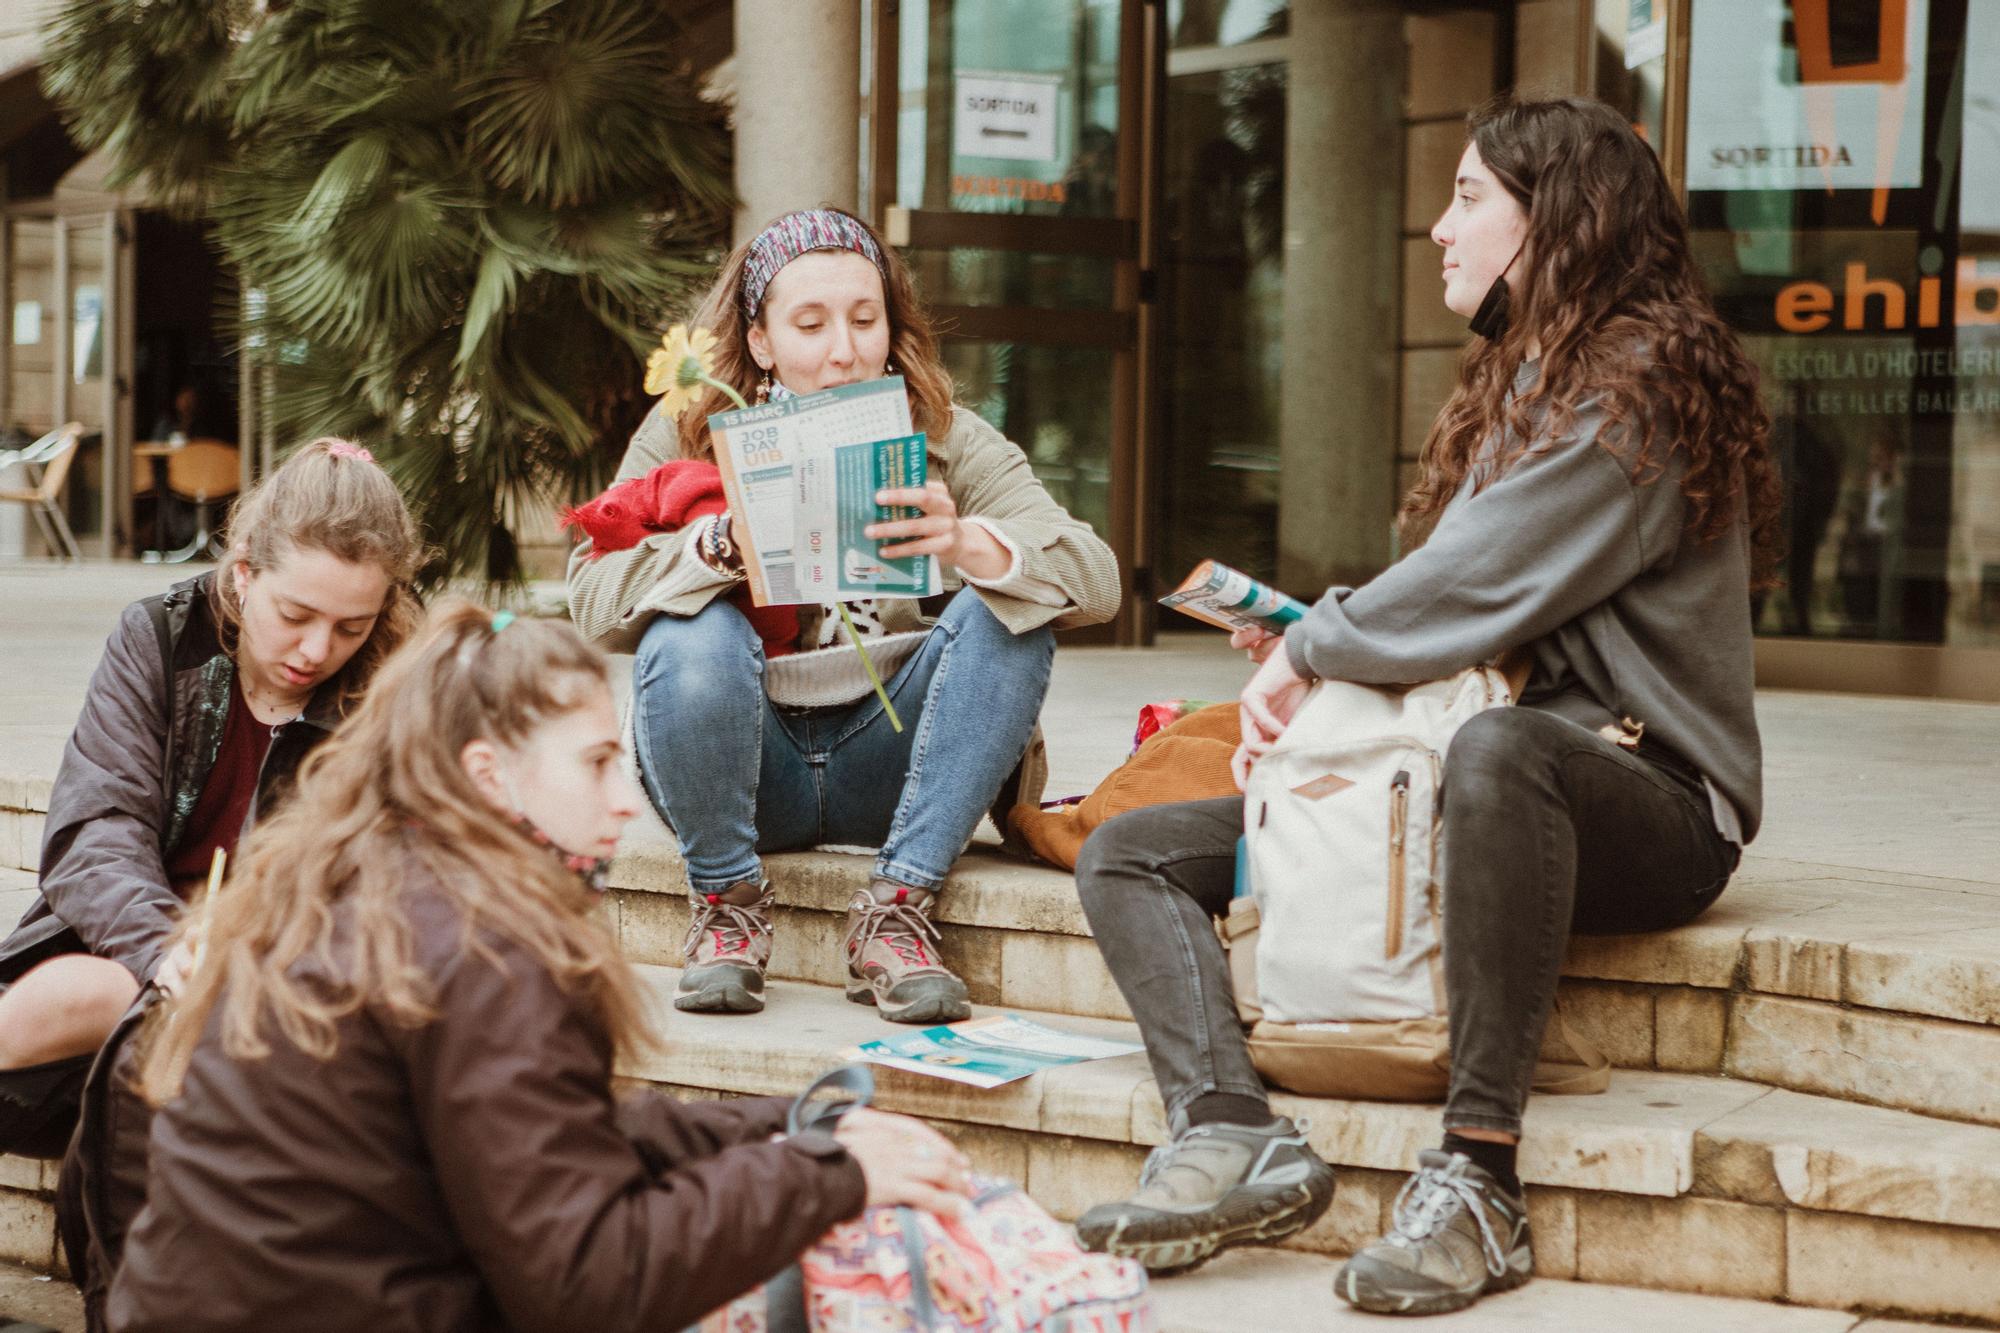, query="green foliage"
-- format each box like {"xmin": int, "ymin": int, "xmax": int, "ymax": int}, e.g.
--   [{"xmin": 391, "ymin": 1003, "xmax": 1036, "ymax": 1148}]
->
[{"xmin": 43, "ymin": 0, "xmax": 732, "ymax": 581}]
